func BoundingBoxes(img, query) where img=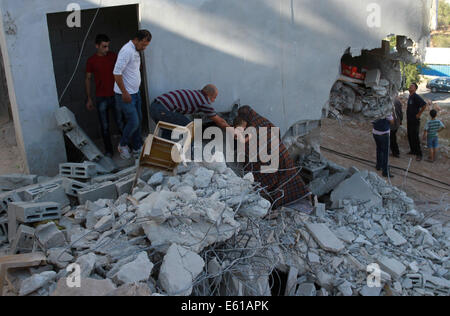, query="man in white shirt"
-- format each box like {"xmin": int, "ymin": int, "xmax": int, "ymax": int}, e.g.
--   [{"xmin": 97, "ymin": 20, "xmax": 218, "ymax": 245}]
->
[{"xmin": 114, "ymin": 30, "xmax": 152, "ymax": 159}]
